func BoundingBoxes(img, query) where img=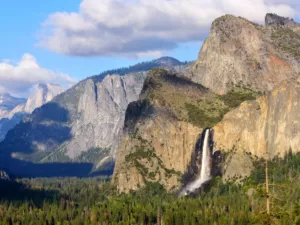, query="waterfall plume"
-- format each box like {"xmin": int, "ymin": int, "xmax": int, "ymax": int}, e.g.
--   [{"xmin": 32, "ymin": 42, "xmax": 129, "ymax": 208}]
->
[{"xmin": 180, "ymin": 129, "xmax": 212, "ymax": 196}]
